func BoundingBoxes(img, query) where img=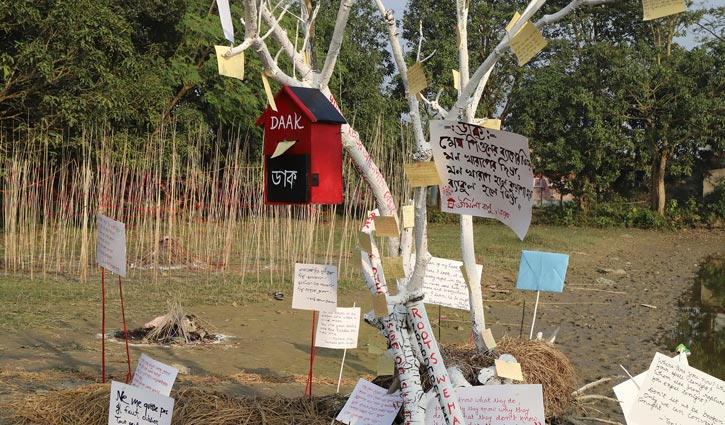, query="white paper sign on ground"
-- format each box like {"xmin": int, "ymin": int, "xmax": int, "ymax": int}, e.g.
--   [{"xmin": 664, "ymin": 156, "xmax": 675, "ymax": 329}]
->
[
  {"xmin": 131, "ymin": 353, "xmax": 178, "ymax": 397},
  {"xmin": 109, "ymin": 380, "xmax": 174, "ymax": 425},
  {"xmin": 430, "ymin": 120, "xmax": 534, "ymax": 240},
  {"xmin": 96, "ymin": 213, "xmax": 126, "ymax": 277},
  {"xmin": 292, "ymin": 263, "xmax": 337, "ymax": 312},
  {"xmin": 336, "ymin": 379, "xmax": 402, "ymax": 425},
  {"xmin": 629, "ymin": 352, "xmax": 725, "ymax": 425},
  {"xmin": 315, "ymin": 307, "xmax": 361, "ymax": 349},
  {"xmin": 410, "ymin": 255, "xmax": 483, "ymax": 310},
  {"xmin": 425, "ymin": 384, "xmax": 545, "ymax": 425}
]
